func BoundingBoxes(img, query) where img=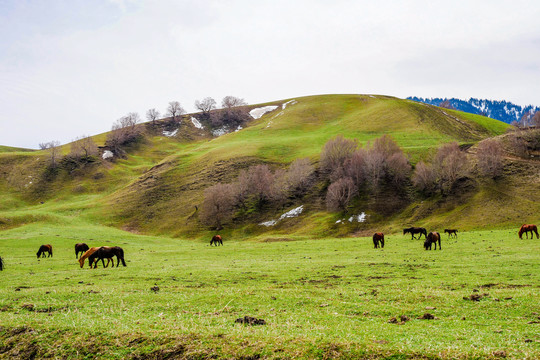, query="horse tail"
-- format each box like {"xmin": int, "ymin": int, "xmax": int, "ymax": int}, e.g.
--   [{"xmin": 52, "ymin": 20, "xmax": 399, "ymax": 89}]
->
[
  {"xmin": 0, "ymin": 256, "xmax": 4, "ymax": 271},
  {"xmin": 75, "ymin": 245, "xmax": 78, "ymax": 258},
  {"xmin": 119, "ymin": 248, "xmax": 126, "ymax": 267}
]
